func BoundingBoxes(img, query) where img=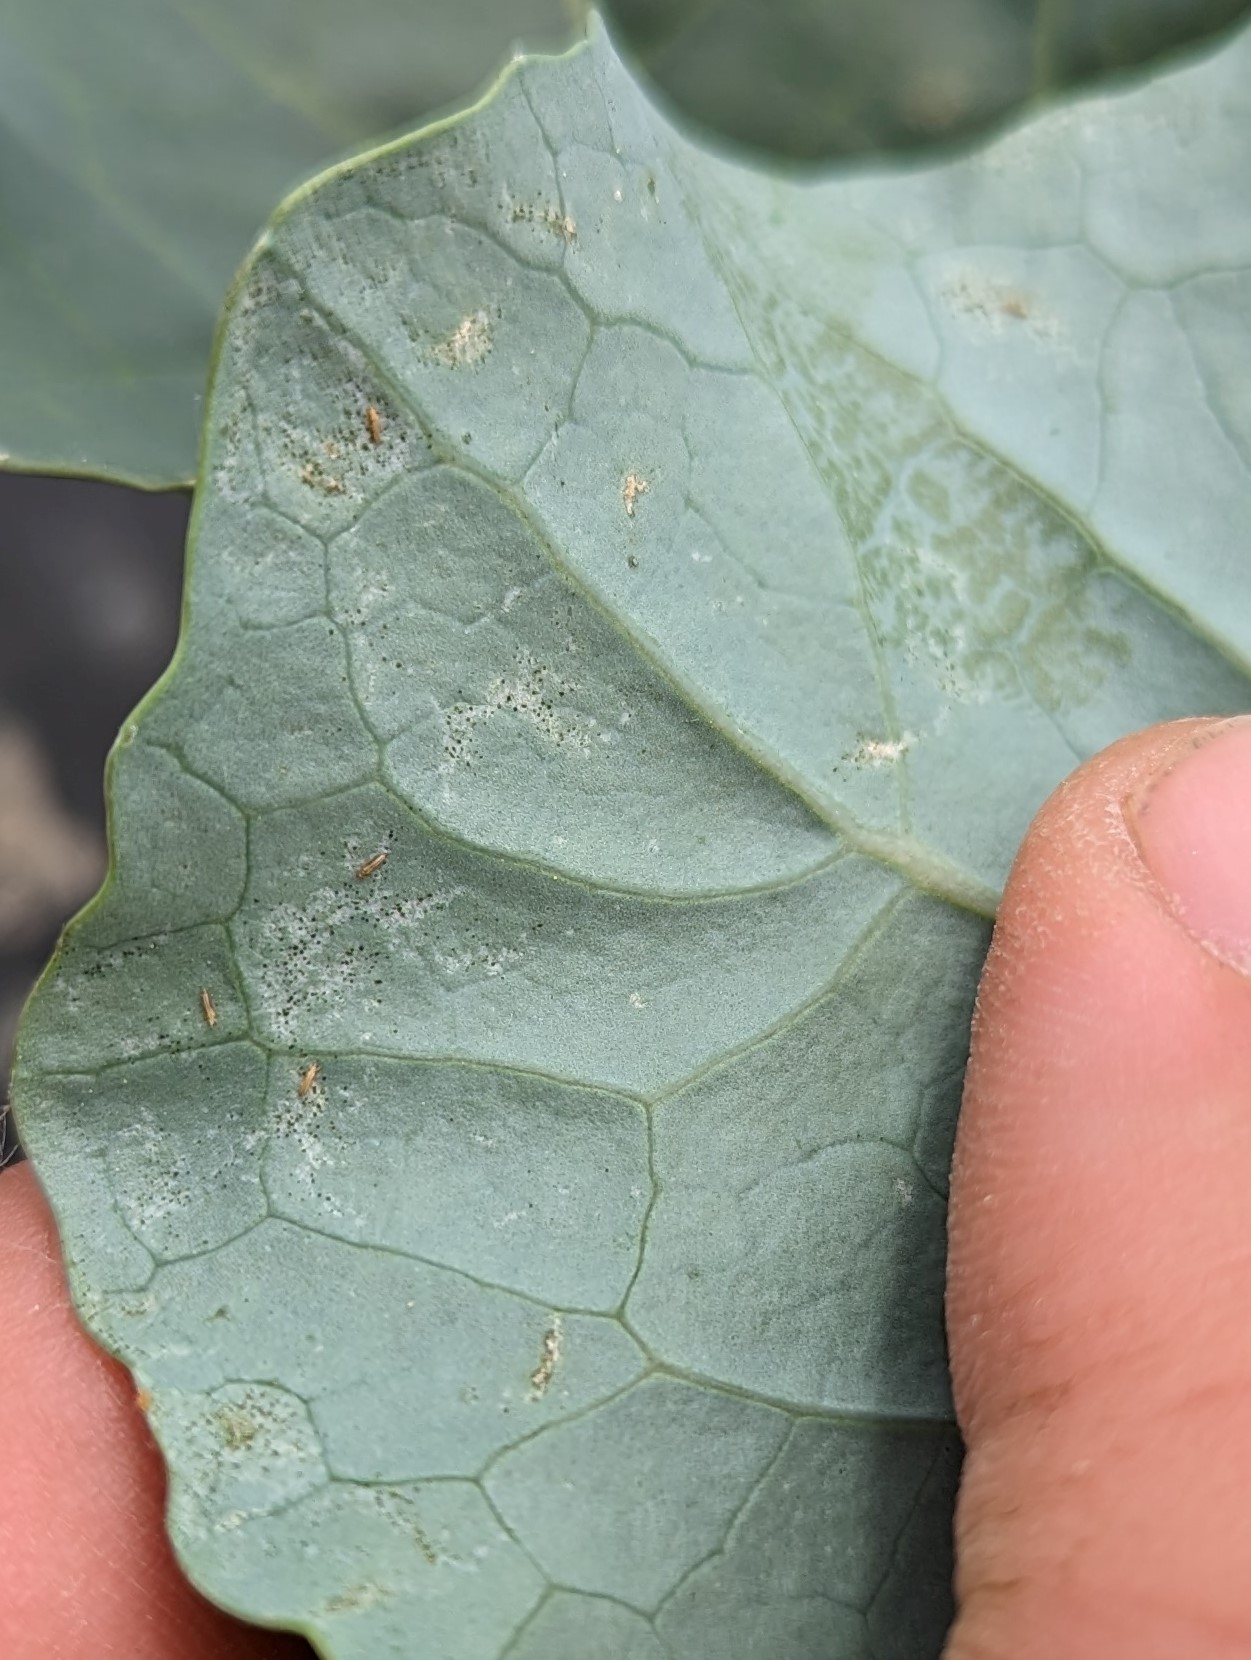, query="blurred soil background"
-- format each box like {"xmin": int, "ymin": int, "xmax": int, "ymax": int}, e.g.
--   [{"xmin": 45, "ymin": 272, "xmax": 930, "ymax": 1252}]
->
[{"xmin": 0, "ymin": 474, "xmax": 187, "ymax": 1163}]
